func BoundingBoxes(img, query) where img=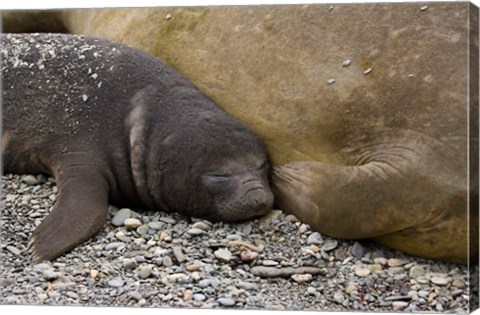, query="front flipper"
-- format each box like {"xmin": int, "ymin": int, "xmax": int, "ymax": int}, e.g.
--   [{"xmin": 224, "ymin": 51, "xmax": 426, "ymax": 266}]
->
[
  {"xmin": 273, "ymin": 131, "xmax": 470, "ymax": 262},
  {"xmin": 29, "ymin": 156, "xmax": 111, "ymax": 262}
]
